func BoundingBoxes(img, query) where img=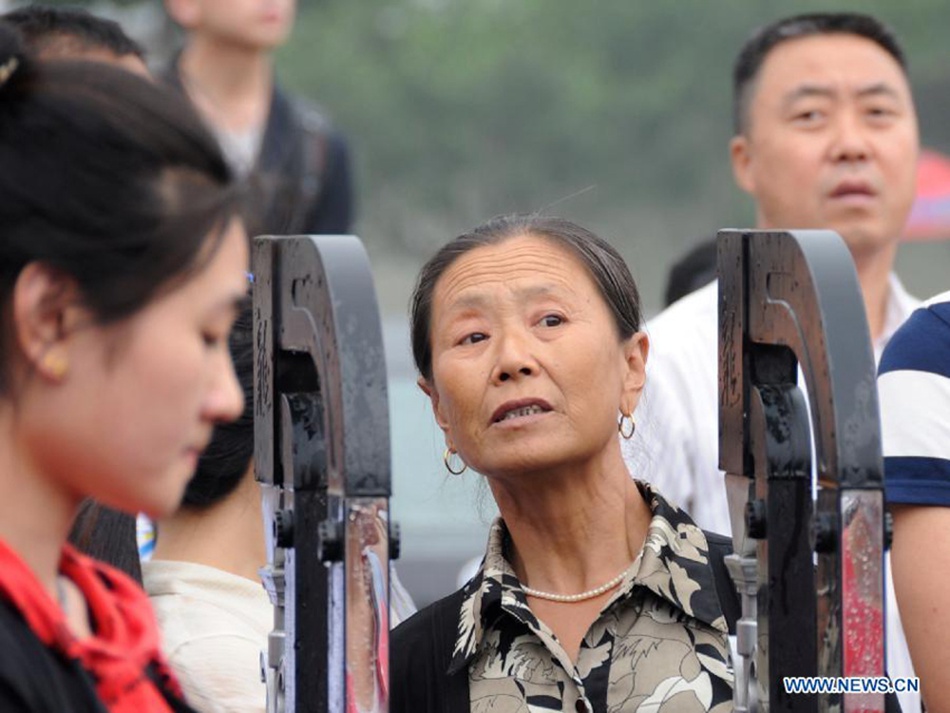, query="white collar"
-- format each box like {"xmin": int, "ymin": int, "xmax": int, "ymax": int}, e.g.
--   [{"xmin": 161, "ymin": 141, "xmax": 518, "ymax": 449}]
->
[{"xmin": 876, "ymin": 273, "xmax": 920, "ymax": 358}]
